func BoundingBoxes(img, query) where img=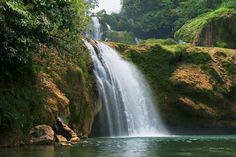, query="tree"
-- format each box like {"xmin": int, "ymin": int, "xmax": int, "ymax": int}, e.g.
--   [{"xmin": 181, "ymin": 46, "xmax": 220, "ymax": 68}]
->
[
  {"xmin": 0, "ymin": 0, "xmax": 92, "ymax": 75},
  {"xmin": 99, "ymin": 0, "xmax": 225, "ymax": 39}
]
